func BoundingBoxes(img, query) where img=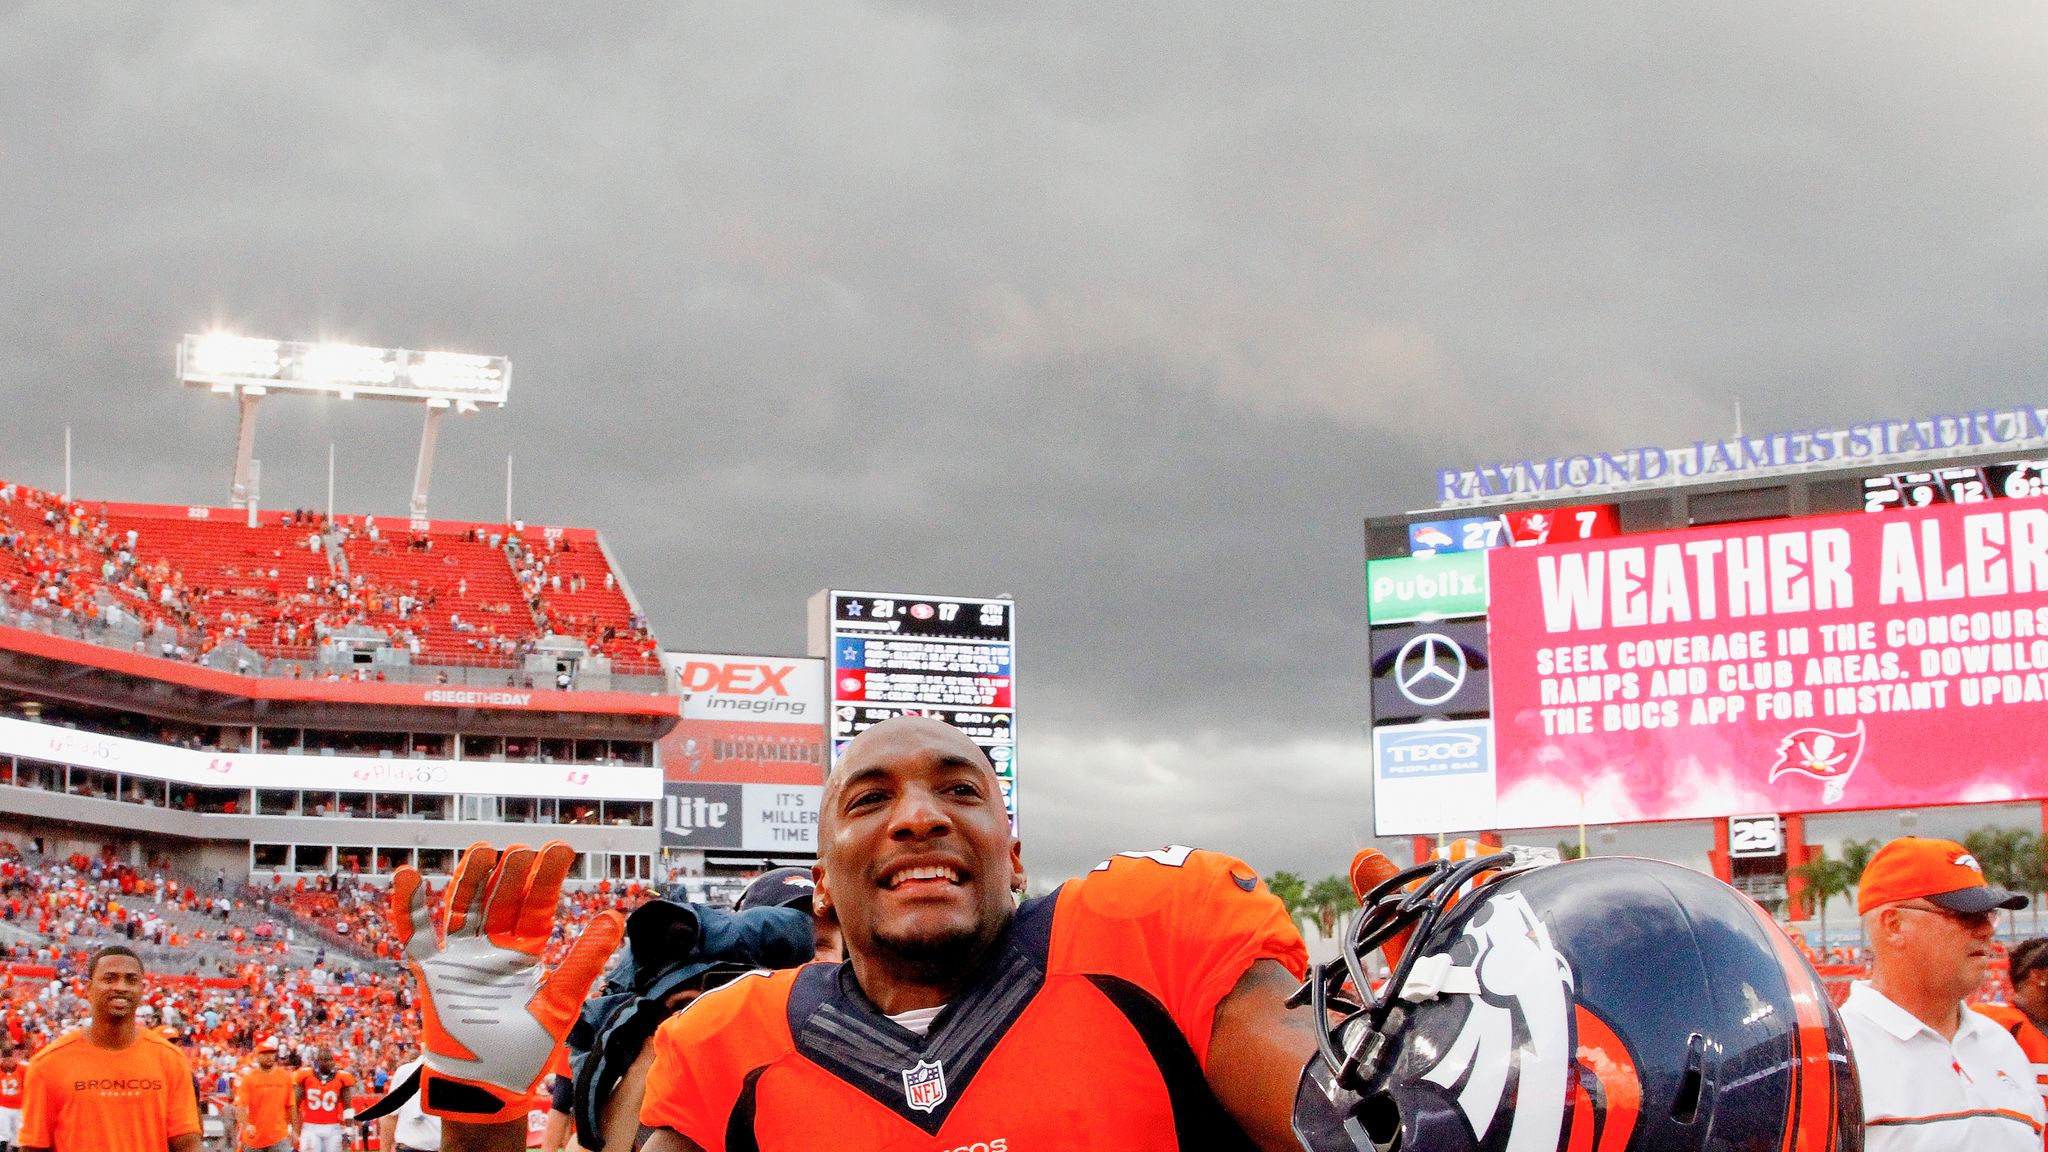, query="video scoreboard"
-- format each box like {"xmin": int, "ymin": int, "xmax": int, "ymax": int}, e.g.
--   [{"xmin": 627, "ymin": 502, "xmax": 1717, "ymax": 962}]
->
[
  {"xmin": 812, "ymin": 590, "xmax": 1019, "ymax": 829},
  {"xmin": 1861, "ymin": 460, "xmax": 2048, "ymax": 511},
  {"xmin": 1367, "ymin": 437, "xmax": 2048, "ymax": 838}
]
